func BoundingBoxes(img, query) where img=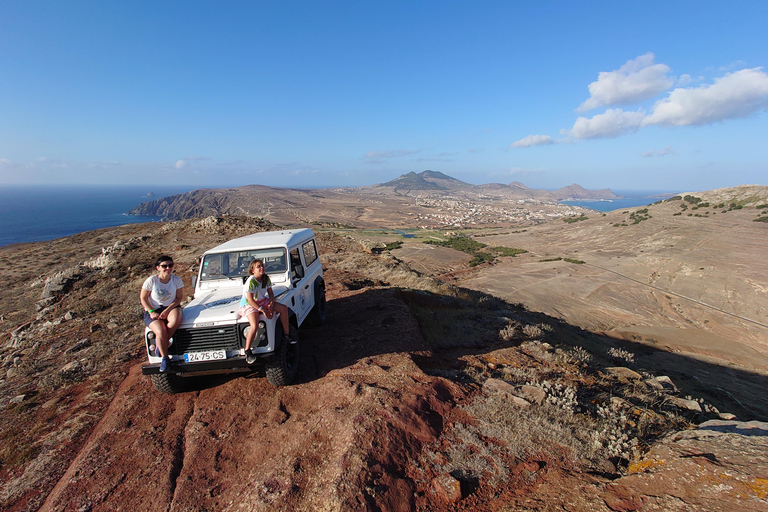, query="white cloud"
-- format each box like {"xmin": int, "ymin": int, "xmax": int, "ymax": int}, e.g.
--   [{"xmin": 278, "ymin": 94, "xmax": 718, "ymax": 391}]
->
[
  {"xmin": 641, "ymin": 146, "xmax": 675, "ymax": 157},
  {"xmin": 643, "ymin": 67, "xmax": 768, "ymax": 127},
  {"xmin": 565, "ymin": 108, "xmax": 646, "ymax": 140},
  {"xmin": 363, "ymin": 149, "xmax": 422, "ymax": 164},
  {"xmin": 577, "ymin": 53, "xmax": 673, "ymax": 112},
  {"xmin": 510, "ymin": 134, "xmax": 554, "ymax": 148},
  {"xmin": 174, "ymin": 155, "xmax": 211, "ymax": 170},
  {"xmin": 364, "ymin": 149, "xmax": 421, "ymax": 159}
]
